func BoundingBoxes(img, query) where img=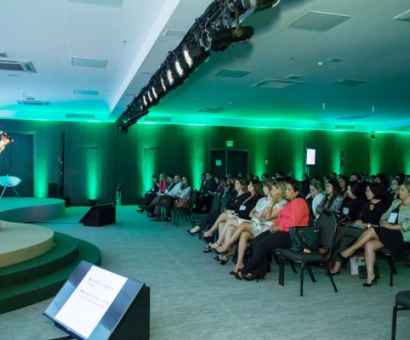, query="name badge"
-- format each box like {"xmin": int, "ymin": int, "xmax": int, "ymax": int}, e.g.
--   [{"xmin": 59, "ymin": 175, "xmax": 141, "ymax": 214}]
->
[
  {"xmin": 388, "ymin": 212, "xmax": 398, "ymax": 224},
  {"xmin": 343, "ymin": 207, "xmax": 349, "ymax": 215},
  {"xmin": 239, "ymin": 205, "xmax": 246, "ymax": 211}
]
